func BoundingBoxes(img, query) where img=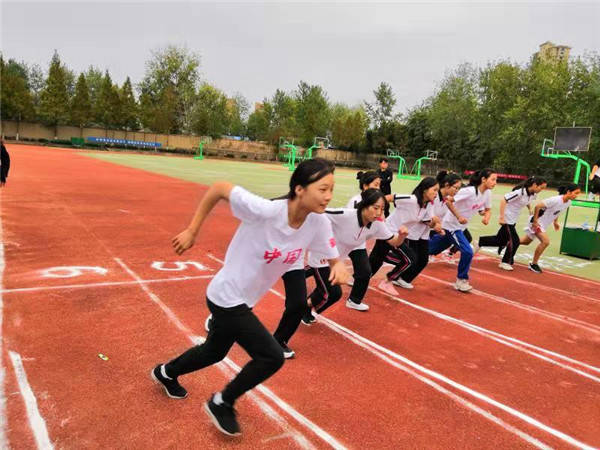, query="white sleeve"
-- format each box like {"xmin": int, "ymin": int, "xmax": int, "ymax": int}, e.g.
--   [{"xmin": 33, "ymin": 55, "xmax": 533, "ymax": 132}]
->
[
  {"xmin": 453, "ymin": 186, "xmax": 473, "ymax": 205},
  {"xmin": 541, "ymin": 196, "xmax": 561, "ymax": 210},
  {"xmin": 484, "ymin": 190, "xmax": 492, "ymax": 209},
  {"xmin": 229, "ymin": 186, "xmax": 279, "ymax": 223},
  {"xmin": 504, "ymin": 190, "xmax": 521, "ymax": 202},
  {"xmin": 372, "ymin": 220, "xmax": 396, "ymax": 241},
  {"xmin": 345, "ymin": 195, "xmax": 360, "ymax": 209},
  {"xmin": 392, "ymin": 194, "xmax": 413, "ymax": 208},
  {"xmin": 307, "ymin": 215, "xmax": 339, "ymax": 260}
]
